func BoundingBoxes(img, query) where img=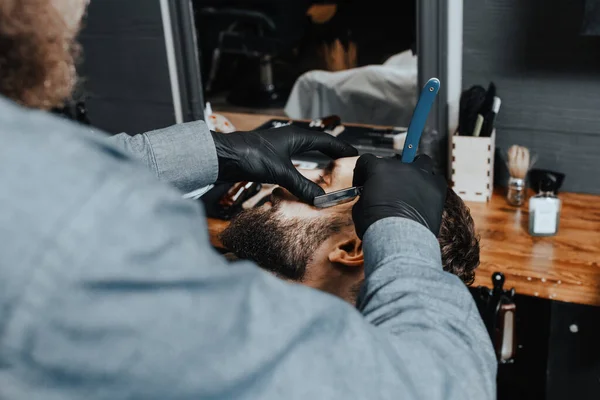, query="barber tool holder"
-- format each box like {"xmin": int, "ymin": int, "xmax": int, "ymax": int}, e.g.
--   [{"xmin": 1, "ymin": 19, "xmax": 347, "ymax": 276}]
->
[
  {"xmin": 473, "ymin": 272, "xmax": 516, "ymax": 364},
  {"xmin": 449, "ymin": 130, "xmax": 495, "ymax": 202}
]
